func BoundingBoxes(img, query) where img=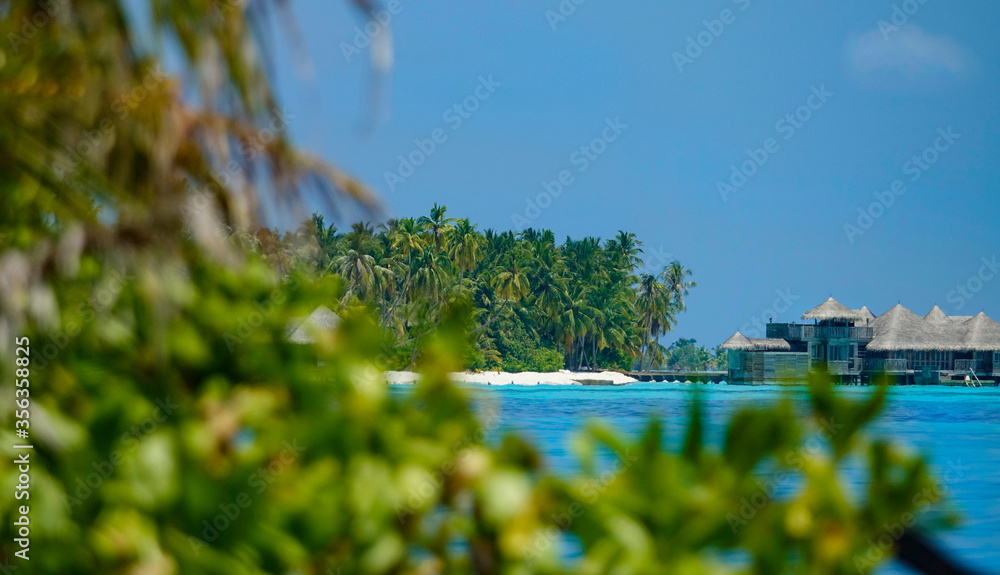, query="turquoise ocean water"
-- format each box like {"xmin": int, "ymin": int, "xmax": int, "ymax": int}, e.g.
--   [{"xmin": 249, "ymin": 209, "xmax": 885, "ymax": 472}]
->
[{"xmin": 455, "ymin": 383, "xmax": 1000, "ymax": 574}]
